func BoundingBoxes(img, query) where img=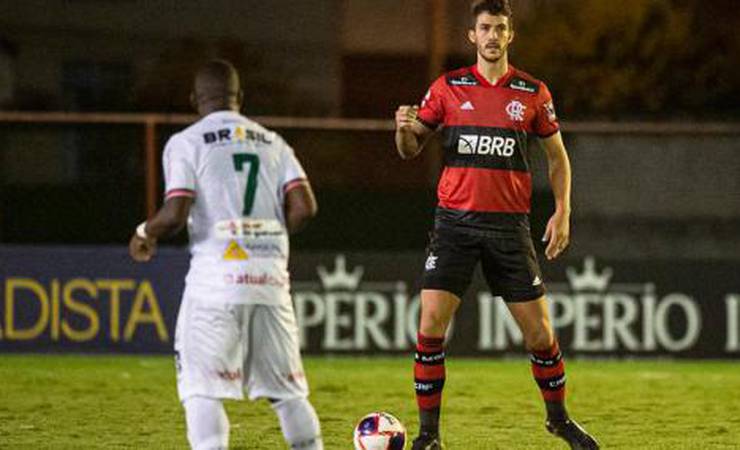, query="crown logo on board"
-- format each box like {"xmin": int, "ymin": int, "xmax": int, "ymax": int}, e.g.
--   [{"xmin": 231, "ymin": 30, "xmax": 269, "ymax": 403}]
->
[
  {"xmin": 317, "ymin": 255, "xmax": 364, "ymax": 290},
  {"xmin": 566, "ymin": 257, "xmax": 613, "ymax": 291}
]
